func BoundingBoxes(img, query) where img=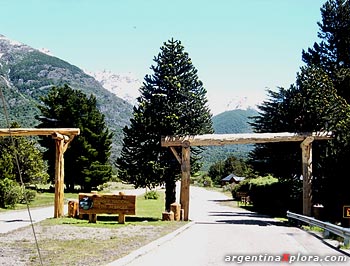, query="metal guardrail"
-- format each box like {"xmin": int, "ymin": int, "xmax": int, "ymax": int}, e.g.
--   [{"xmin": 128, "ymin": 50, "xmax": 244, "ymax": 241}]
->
[{"xmin": 287, "ymin": 211, "xmax": 350, "ymax": 246}]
